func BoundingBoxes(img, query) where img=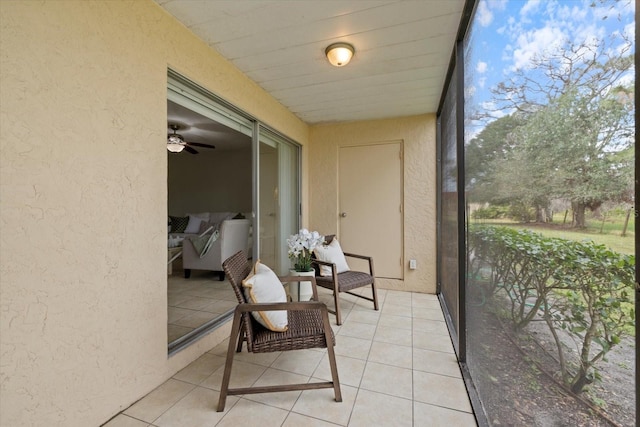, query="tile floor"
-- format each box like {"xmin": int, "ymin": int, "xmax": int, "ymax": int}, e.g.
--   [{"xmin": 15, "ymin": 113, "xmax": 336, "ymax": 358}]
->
[
  {"xmin": 107, "ymin": 287, "xmax": 477, "ymax": 426},
  {"xmin": 168, "ymin": 270, "xmax": 237, "ymax": 343}
]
